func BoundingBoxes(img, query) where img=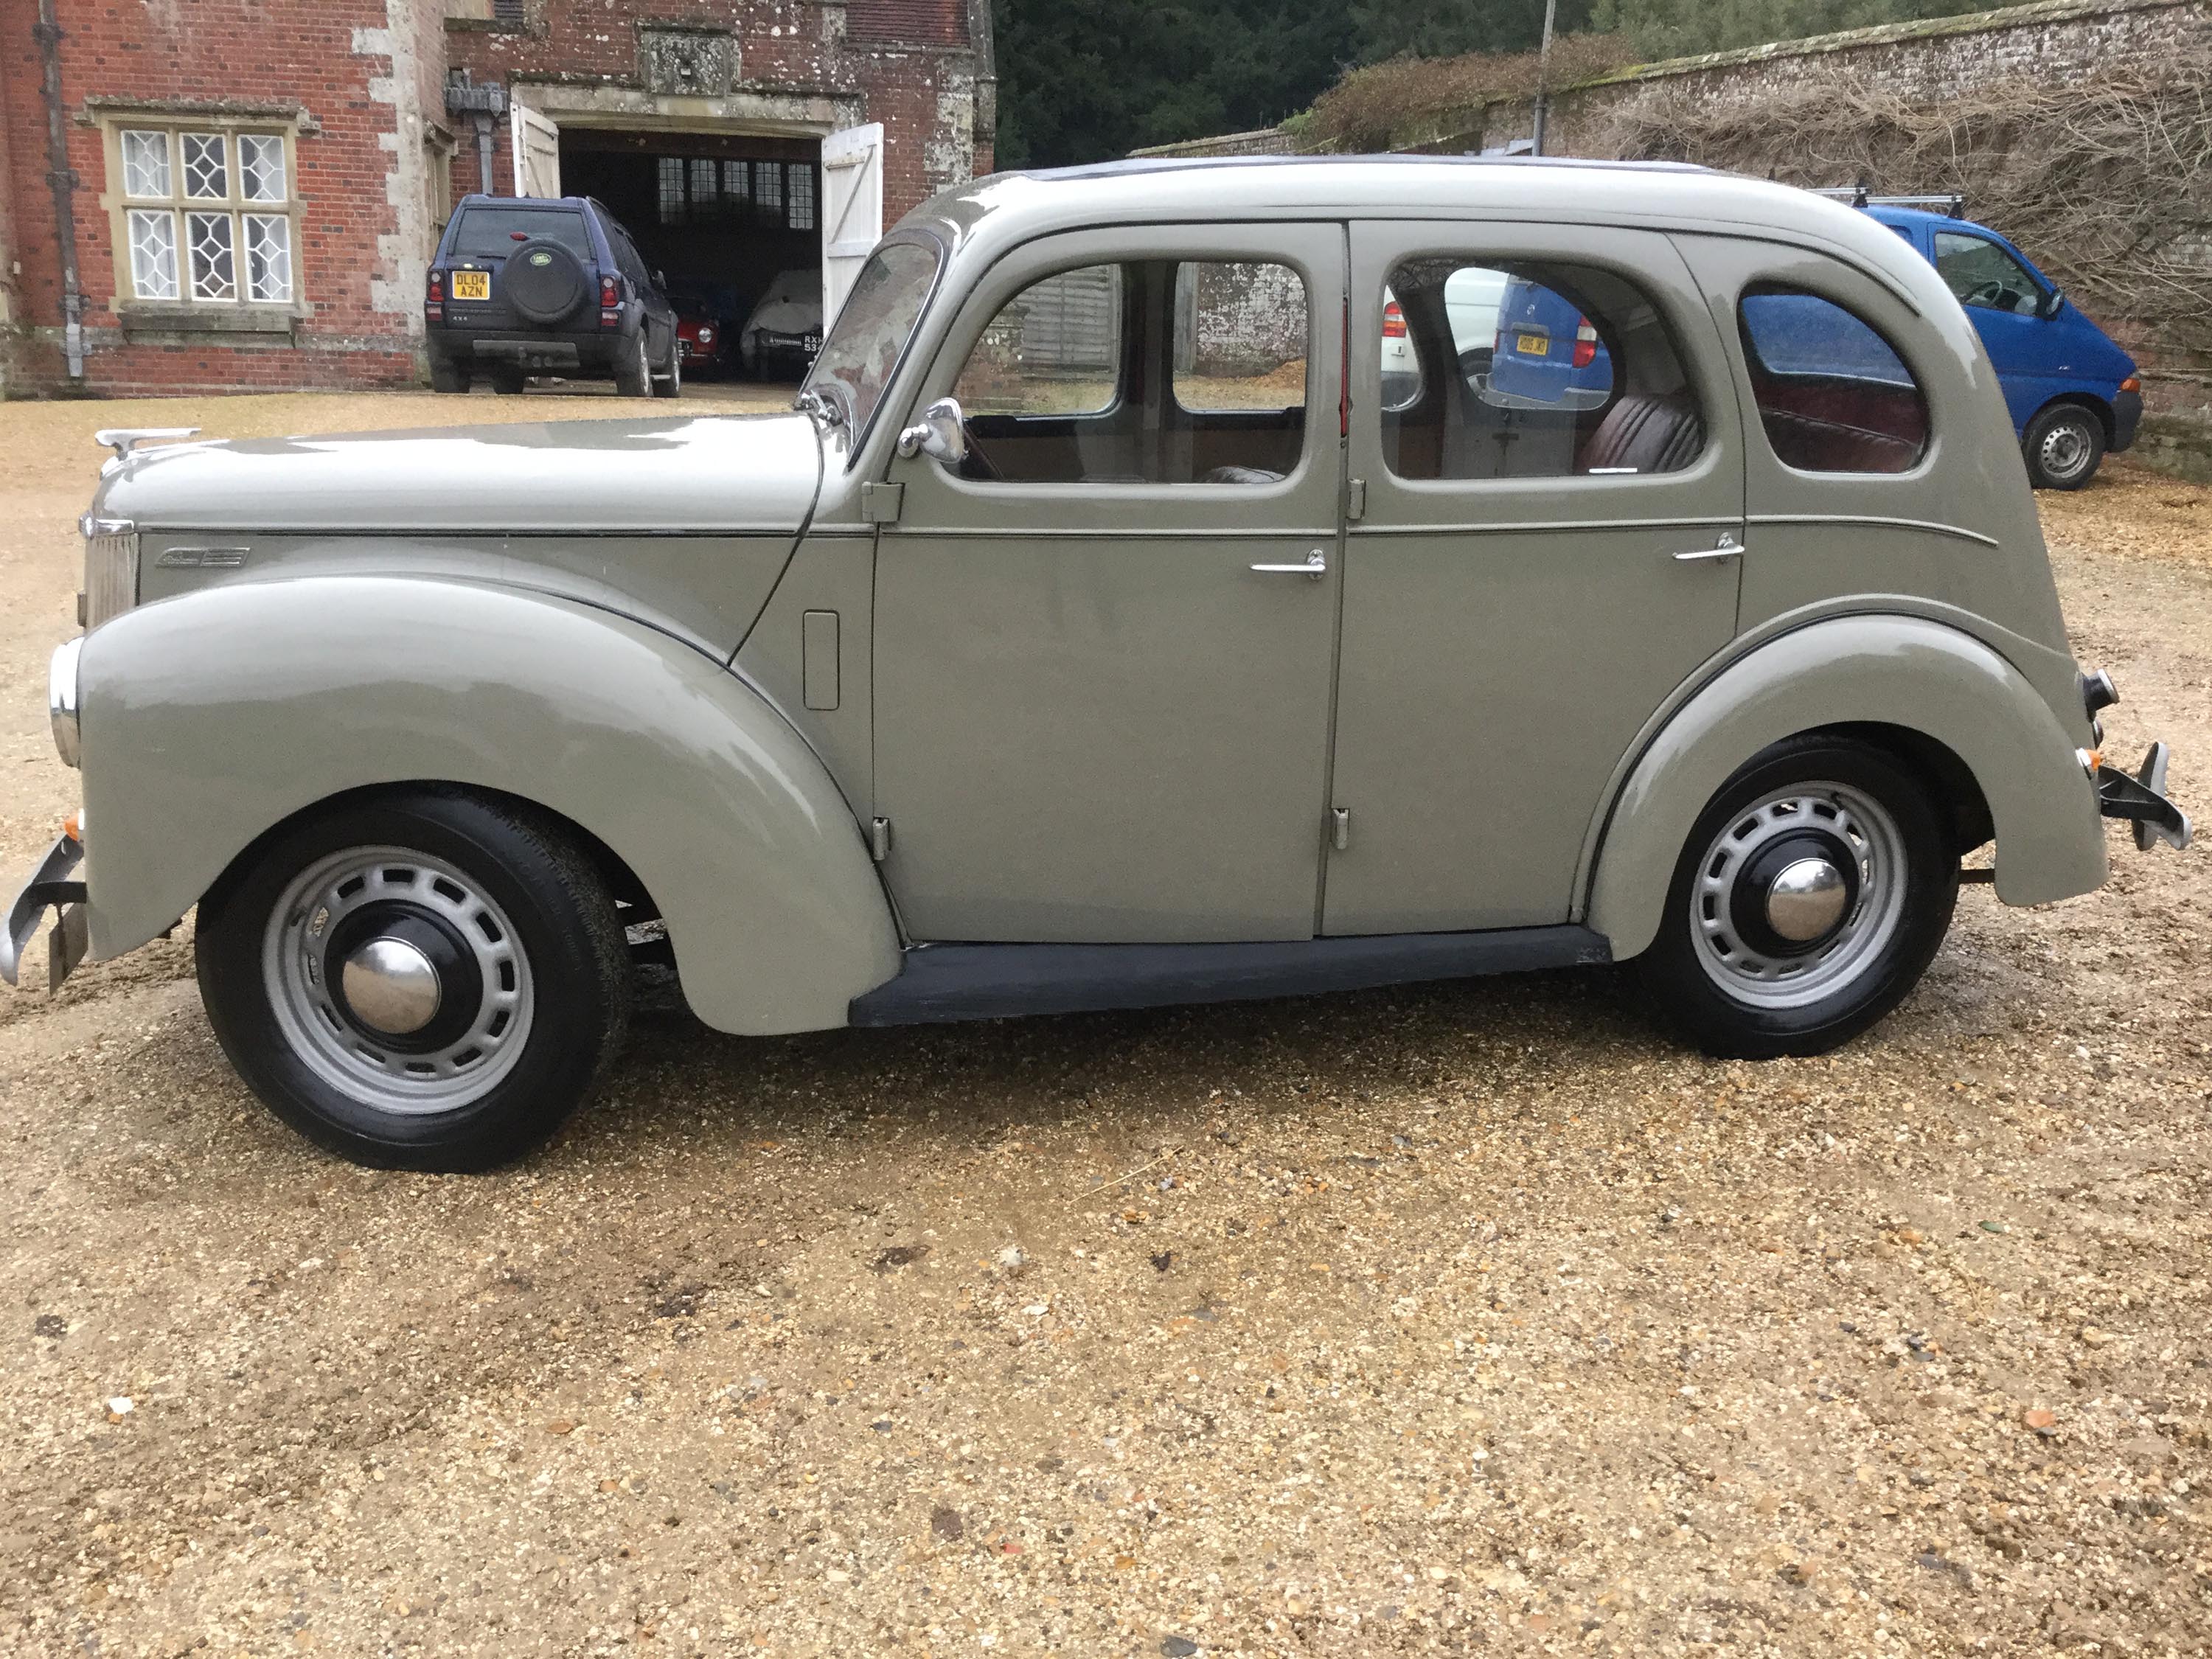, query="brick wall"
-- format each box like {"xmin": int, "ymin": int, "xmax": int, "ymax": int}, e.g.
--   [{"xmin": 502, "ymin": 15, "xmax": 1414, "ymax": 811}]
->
[{"xmin": 1, "ymin": 0, "xmax": 992, "ymax": 395}]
